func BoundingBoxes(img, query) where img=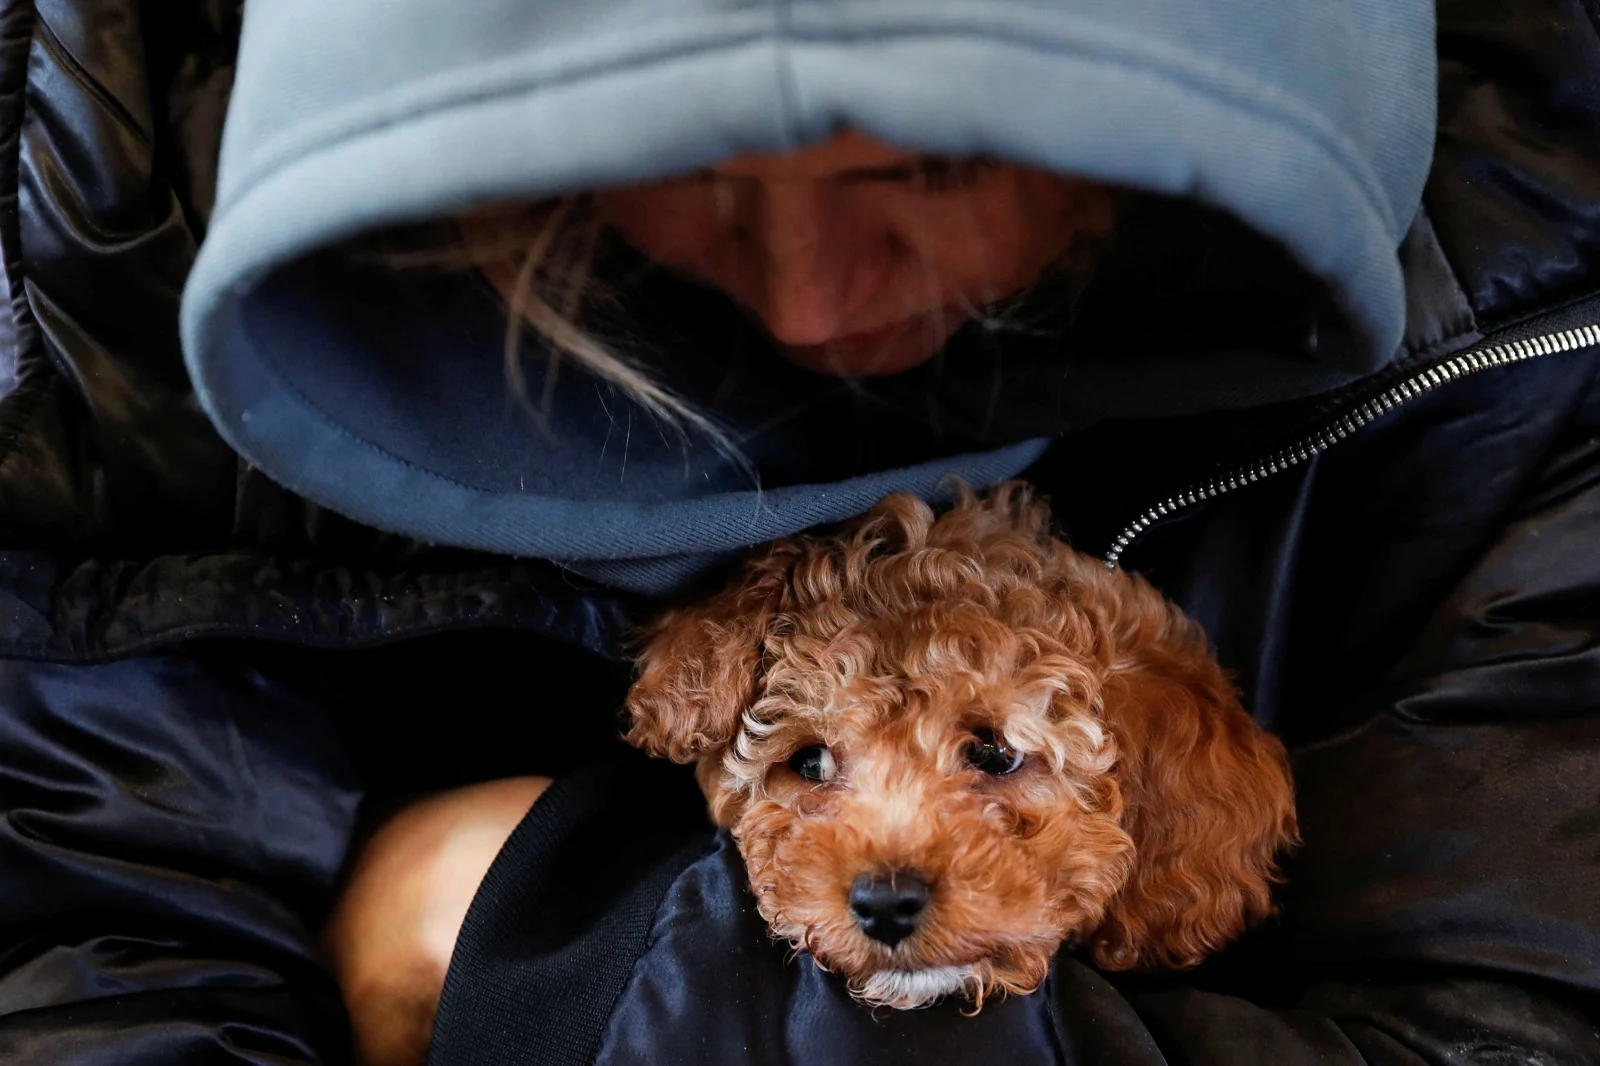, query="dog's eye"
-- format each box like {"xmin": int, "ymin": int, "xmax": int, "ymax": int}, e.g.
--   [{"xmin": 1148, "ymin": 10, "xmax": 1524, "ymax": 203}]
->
[
  {"xmin": 966, "ymin": 729, "xmax": 1024, "ymax": 775},
  {"xmin": 788, "ymin": 745, "xmax": 837, "ymax": 782}
]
